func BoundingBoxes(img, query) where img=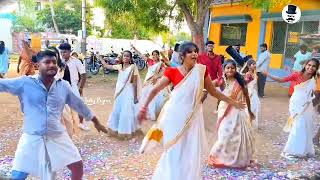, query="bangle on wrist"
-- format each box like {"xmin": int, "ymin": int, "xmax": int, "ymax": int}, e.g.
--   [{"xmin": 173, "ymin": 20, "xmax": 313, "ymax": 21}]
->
[{"xmin": 141, "ymin": 106, "xmax": 148, "ymax": 111}]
